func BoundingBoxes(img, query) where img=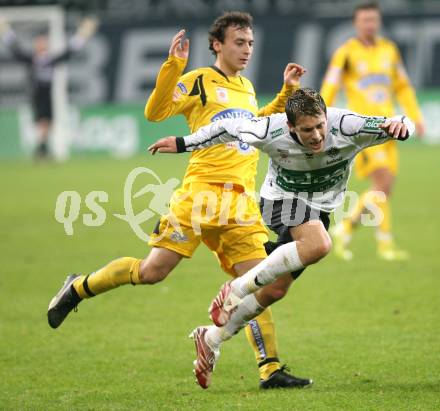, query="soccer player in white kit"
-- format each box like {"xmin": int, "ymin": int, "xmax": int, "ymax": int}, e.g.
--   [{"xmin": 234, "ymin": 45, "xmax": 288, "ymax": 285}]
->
[{"xmin": 148, "ymin": 88, "xmax": 415, "ymax": 389}]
